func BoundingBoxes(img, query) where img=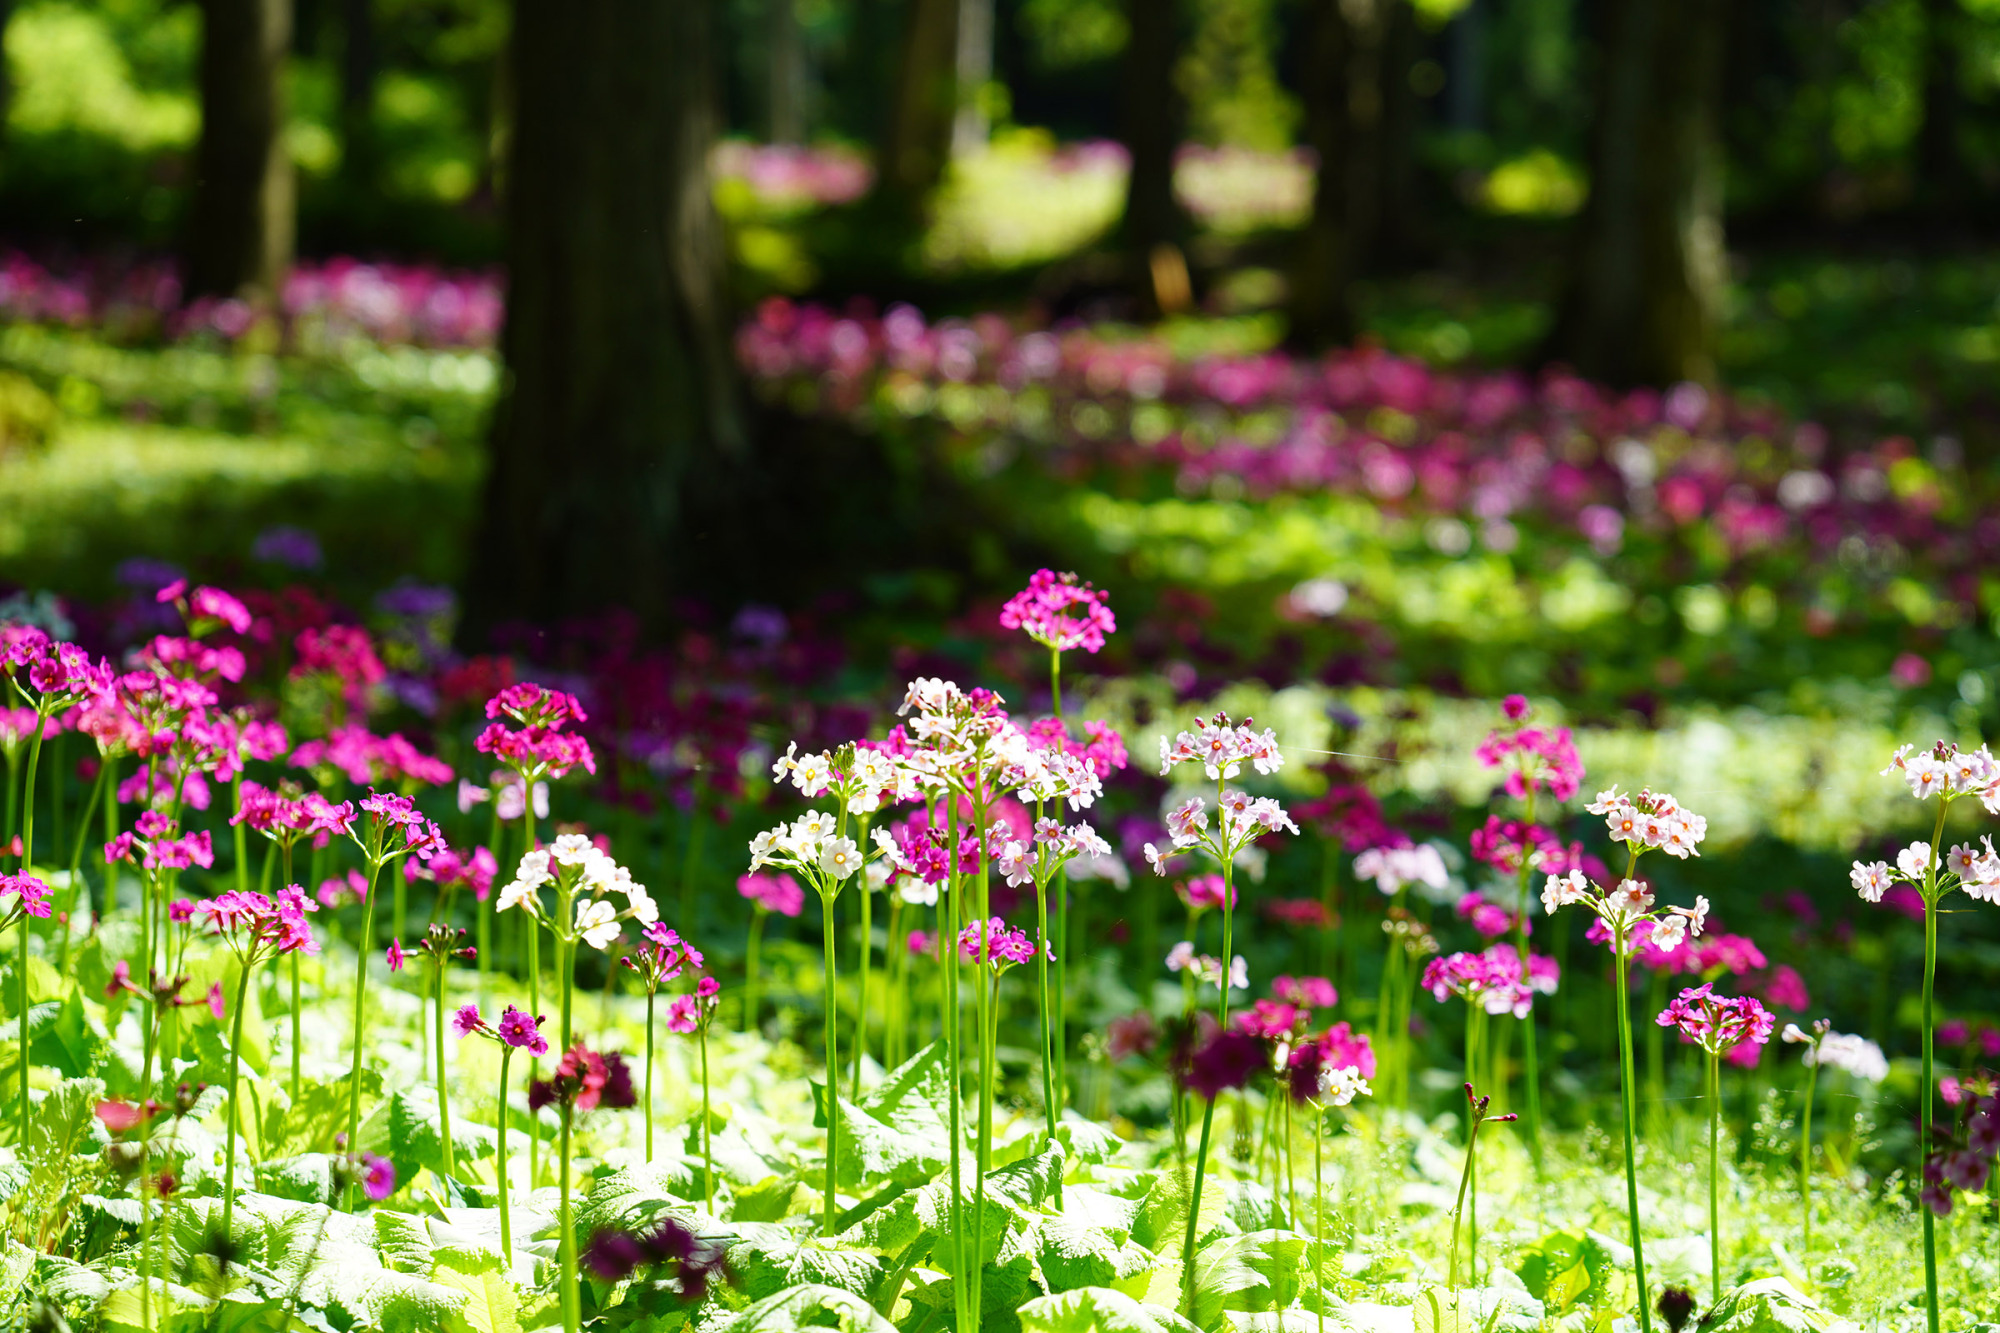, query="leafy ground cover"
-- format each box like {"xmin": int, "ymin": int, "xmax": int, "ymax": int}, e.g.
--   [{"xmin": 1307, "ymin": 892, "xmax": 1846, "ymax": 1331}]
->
[{"xmin": 0, "ymin": 567, "xmax": 1992, "ymax": 1333}]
